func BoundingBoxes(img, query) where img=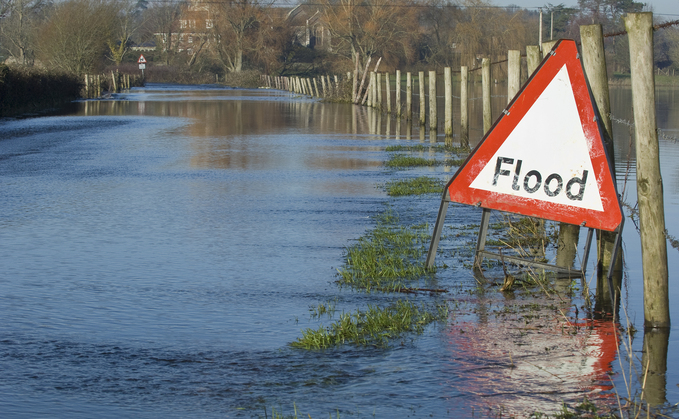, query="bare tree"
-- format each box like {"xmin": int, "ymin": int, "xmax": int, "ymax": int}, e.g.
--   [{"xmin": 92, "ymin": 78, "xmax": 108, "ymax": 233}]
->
[
  {"xmin": 146, "ymin": 0, "xmax": 185, "ymax": 65},
  {"xmin": 0, "ymin": 0, "xmax": 49, "ymax": 65},
  {"xmin": 36, "ymin": 0, "xmax": 117, "ymax": 74},
  {"xmin": 107, "ymin": 0, "xmax": 148, "ymax": 65},
  {"xmin": 317, "ymin": 0, "xmax": 420, "ymax": 71},
  {"xmin": 210, "ymin": 0, "xmax": 270, "ymax": 73}
]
